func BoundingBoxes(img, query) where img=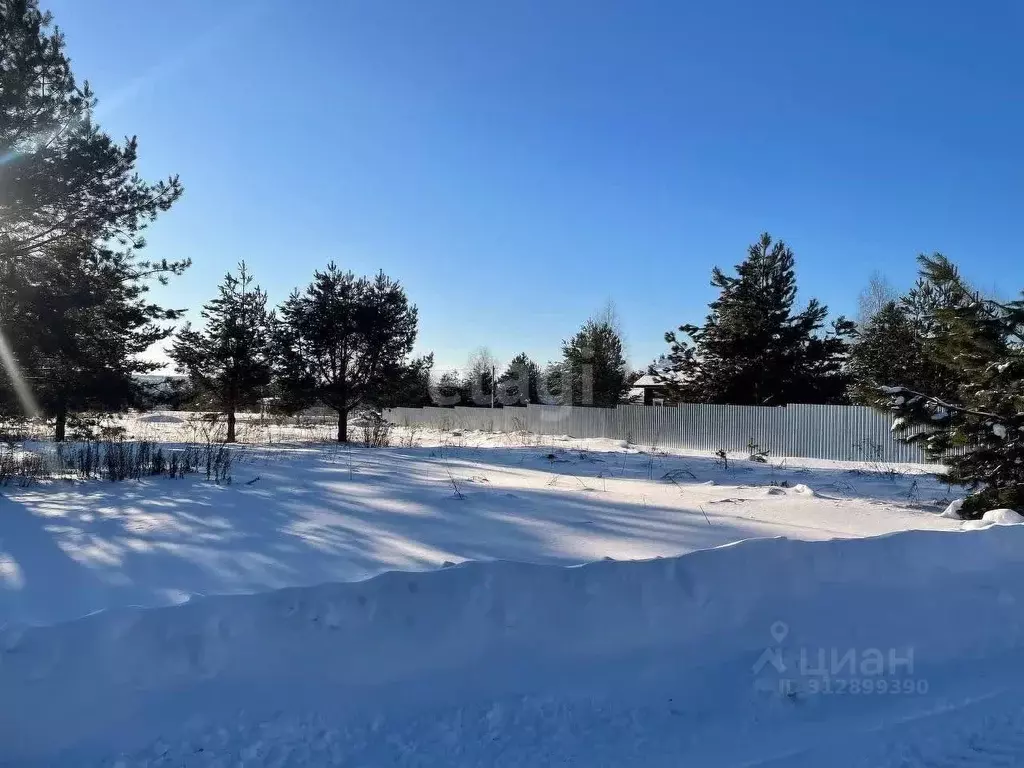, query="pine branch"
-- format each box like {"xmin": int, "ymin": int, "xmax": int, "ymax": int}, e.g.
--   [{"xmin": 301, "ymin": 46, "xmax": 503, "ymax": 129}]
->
[{"xmin": 881, "ymin": 386, "xmax": 1003, "ymax": 422}]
